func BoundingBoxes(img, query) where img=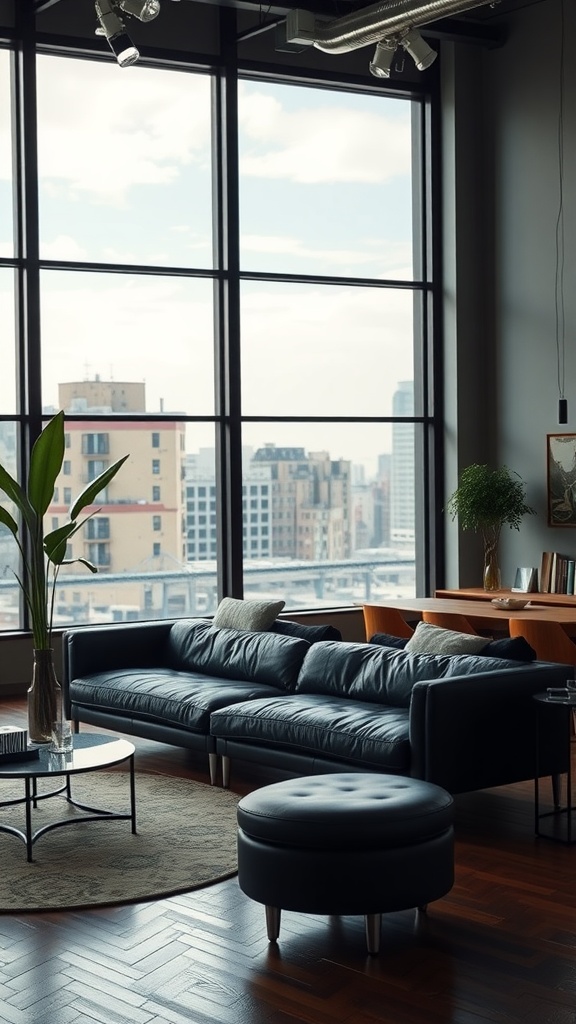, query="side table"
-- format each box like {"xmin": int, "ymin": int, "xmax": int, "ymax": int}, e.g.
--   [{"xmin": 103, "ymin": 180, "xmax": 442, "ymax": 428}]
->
[
  {"xmin": 0, "ymin": 734, "xmax": 136, "ymax": 861},
  {"xmin": 533, "ymin": 691, "xmax": 576, "ymax": 844}
]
